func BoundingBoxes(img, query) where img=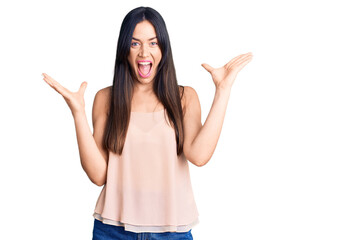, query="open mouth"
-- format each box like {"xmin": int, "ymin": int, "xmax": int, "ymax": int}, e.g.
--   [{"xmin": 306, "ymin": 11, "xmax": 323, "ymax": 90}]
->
[{"xmin": 137, "ymin": 61, "xmax": 152, "ymax": 78}]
